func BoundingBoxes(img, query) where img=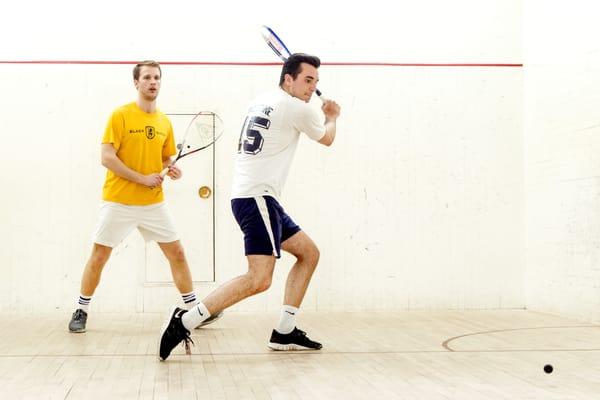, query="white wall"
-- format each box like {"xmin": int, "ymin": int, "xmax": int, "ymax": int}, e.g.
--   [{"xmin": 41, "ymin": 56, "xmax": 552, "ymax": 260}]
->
[
  {"xmin": 524, "ymin": 0, "xmax": 600, "ymax": 322},
  {"xmin": 0, "ymin": 0, "xmax": 523, "ymax": 312}
]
